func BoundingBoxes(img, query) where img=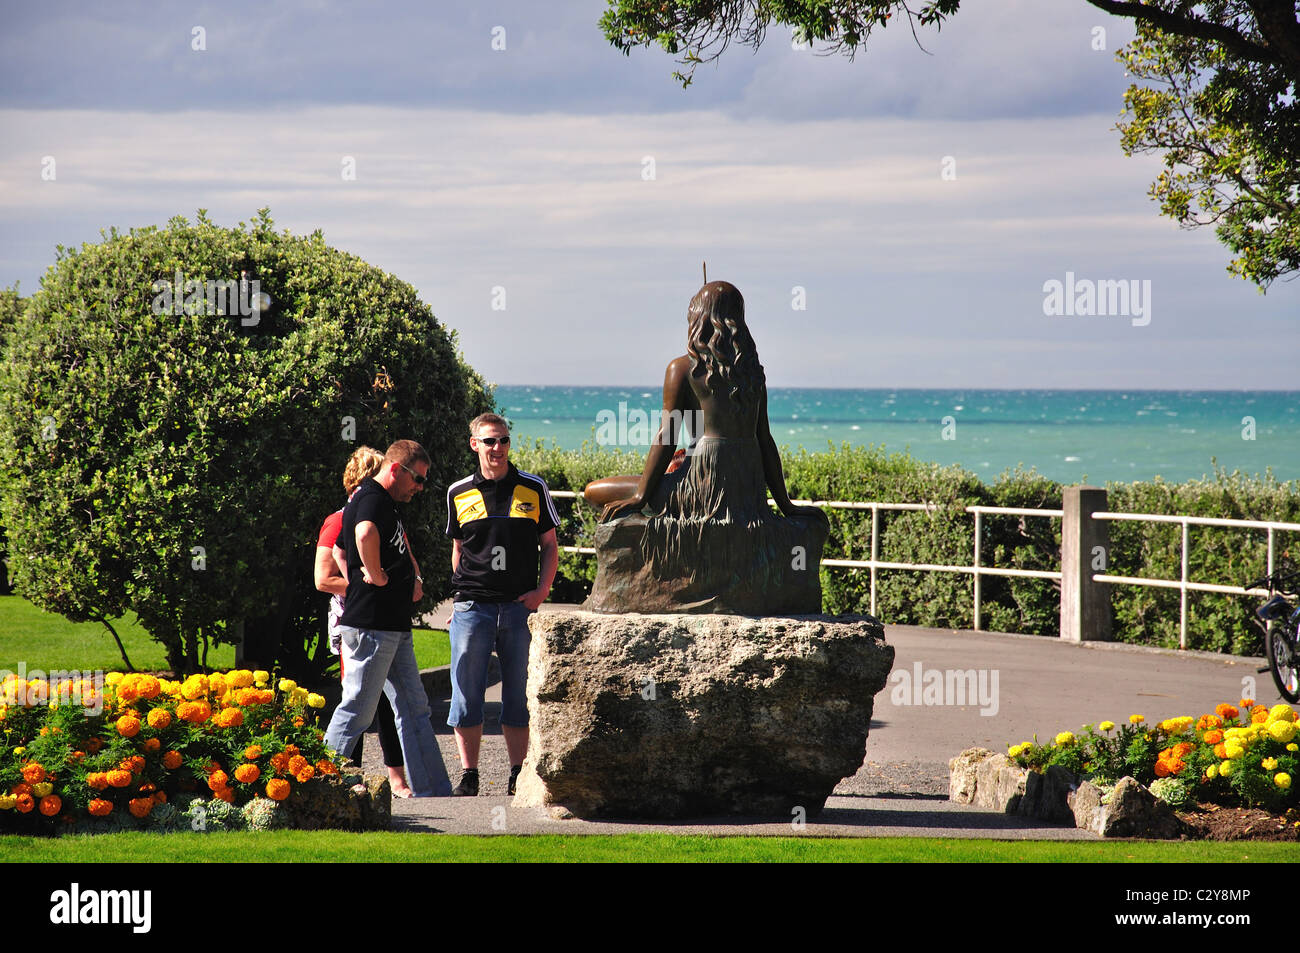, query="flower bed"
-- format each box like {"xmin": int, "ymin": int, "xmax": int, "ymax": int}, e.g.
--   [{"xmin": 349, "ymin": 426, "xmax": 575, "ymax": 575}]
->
[
  {"xmin": 0, "ymin": 670, "xmax": 365, "ymax": 834},
  {"xmin": 1006, "ymin": 699, "xmax": 1298, "ymax": 816}
]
